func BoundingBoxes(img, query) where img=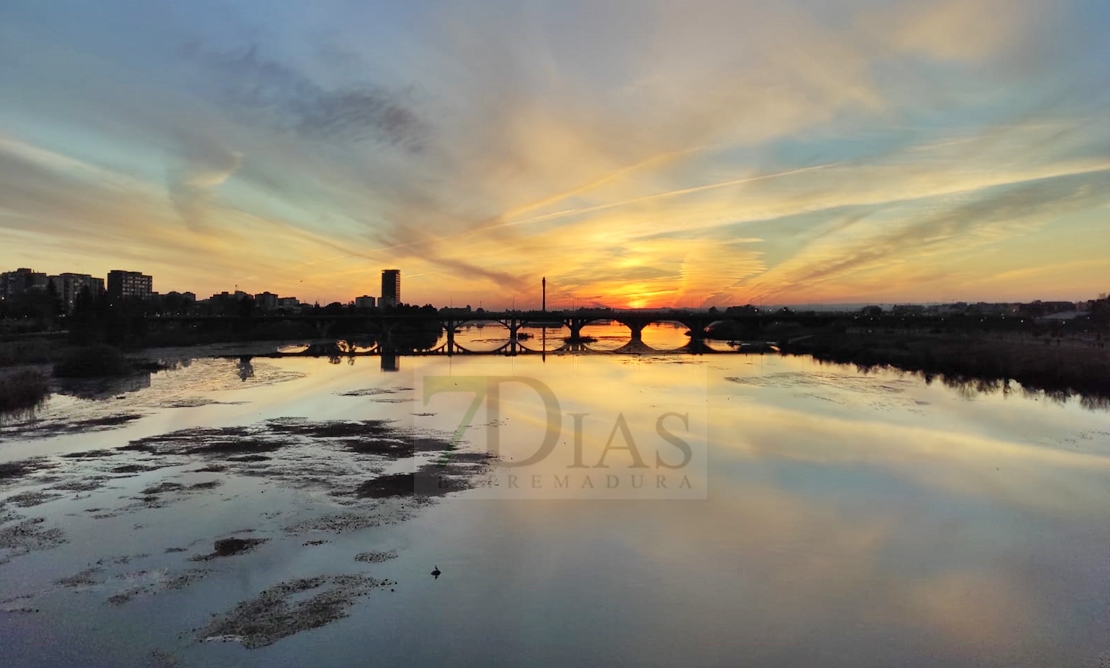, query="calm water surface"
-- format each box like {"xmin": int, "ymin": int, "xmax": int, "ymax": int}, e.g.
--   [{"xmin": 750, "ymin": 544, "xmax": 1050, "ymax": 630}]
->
[{"xmin": 1, "ymin": 324, "xmax": 1108, "ymax": 667}]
